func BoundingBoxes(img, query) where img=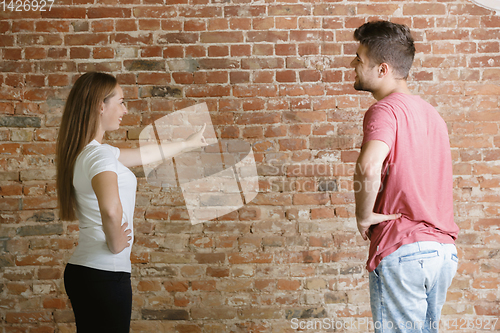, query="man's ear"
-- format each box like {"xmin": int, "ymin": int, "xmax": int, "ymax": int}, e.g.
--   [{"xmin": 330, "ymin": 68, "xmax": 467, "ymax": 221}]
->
[{"xmin": 378, "ymin": 63, "xmax": 390, "ymax": 77}]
